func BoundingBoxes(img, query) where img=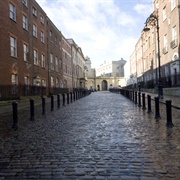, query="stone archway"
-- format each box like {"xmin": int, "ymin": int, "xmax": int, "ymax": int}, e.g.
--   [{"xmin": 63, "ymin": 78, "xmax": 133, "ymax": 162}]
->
[
  {"xmin": 102, "ymin": 80, "xmax": 108, "ymax": 91},
  {"xmin": 97, "ymin": 85, "xmax": 100, "ymax": 91}
]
